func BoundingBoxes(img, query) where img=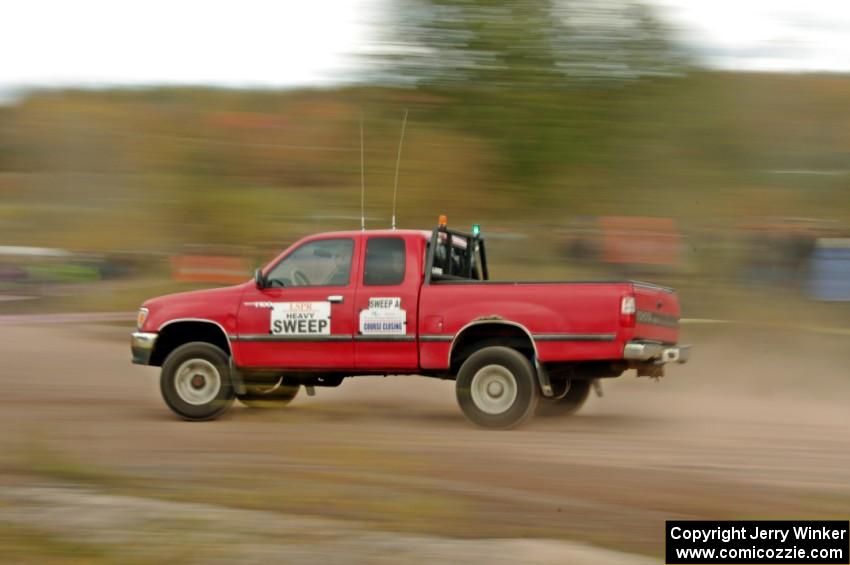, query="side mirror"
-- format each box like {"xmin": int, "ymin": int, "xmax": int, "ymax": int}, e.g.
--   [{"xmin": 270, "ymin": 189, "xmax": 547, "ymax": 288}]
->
[{"xmin": 253, "ymin": 268, "xmax": 266, "ymax": 289}]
